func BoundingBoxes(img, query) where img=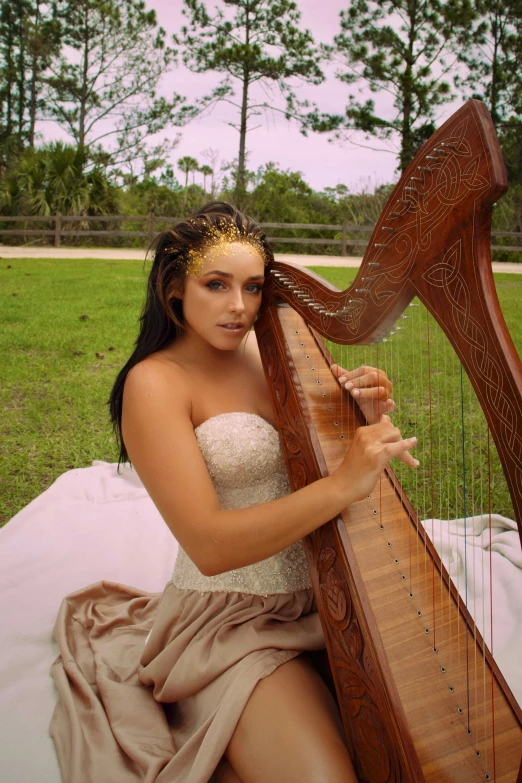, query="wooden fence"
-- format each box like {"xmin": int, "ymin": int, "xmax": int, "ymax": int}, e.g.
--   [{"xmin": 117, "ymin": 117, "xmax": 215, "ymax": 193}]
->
[{"xmin": 0, "ymin": 213, "xmax": 521, "ymax": 254}]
